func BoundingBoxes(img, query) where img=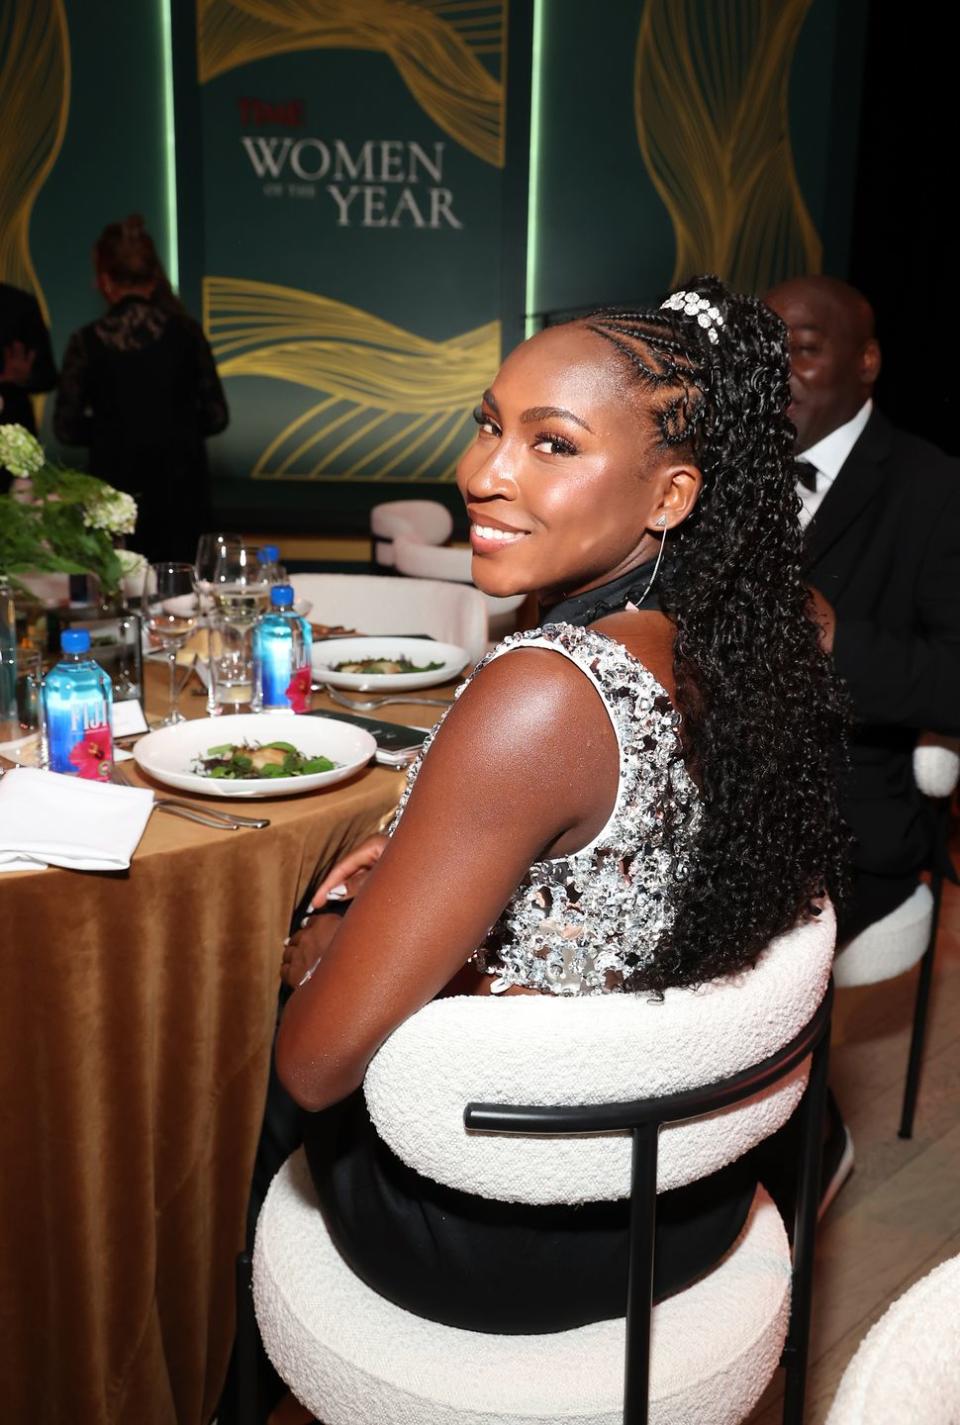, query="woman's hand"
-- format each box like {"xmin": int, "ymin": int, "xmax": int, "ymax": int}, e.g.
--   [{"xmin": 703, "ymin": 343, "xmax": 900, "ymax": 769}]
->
[
  {"xmin": 308, "ymin": 833, "xmax": 389, "ymax": 909},
  {"xmin": 282, "ymin": 913, "xmax": 343, "ymax": 988}
]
